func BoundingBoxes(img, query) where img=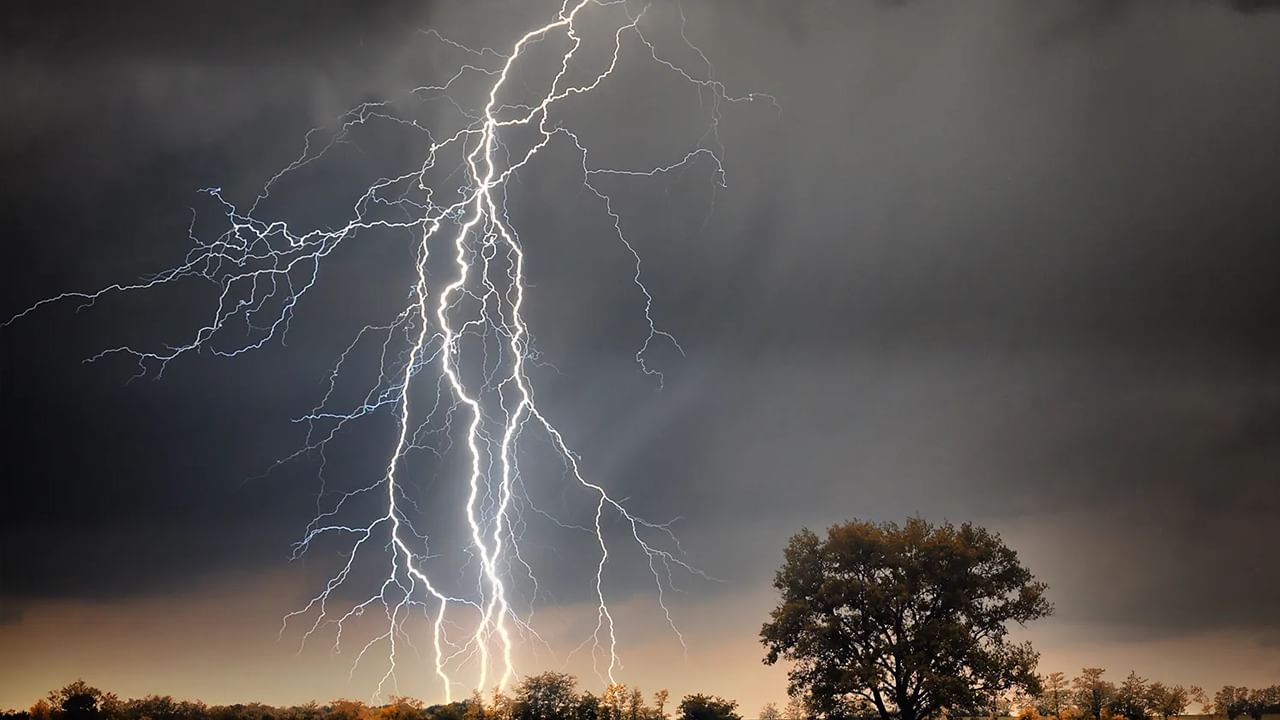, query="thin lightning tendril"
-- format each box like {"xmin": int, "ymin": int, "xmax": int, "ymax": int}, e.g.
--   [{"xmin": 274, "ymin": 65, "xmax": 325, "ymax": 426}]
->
[{"xmin": 5, "ymin": 0, "xmax": 773, "ymax": 702}]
